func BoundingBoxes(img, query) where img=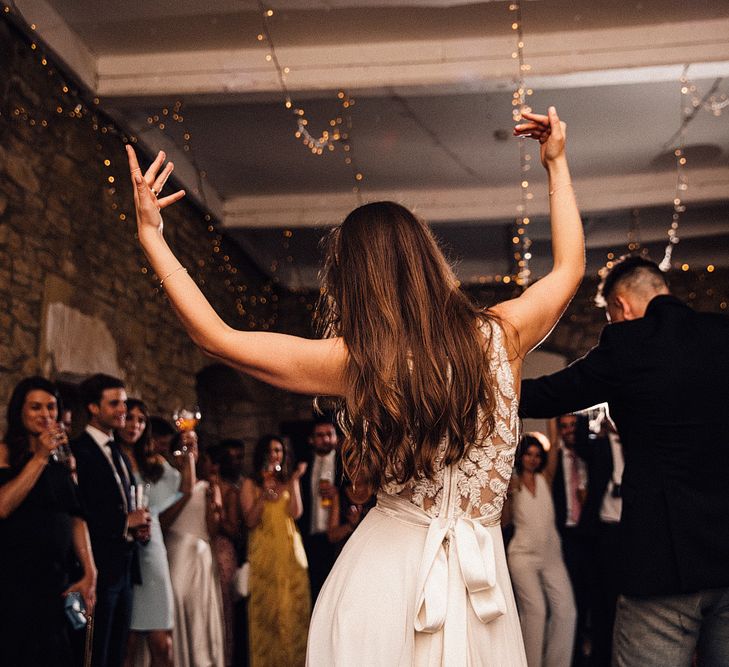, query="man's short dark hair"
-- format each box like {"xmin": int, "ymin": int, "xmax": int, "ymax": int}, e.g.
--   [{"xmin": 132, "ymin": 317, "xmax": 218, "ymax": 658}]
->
[
  {"xmin": 78, "ymin": 373, "xmax": 125, "ymax": 415},
  {"xmin": 596, "ymin": 255, "xmax": 669, "ymax": 308}
]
